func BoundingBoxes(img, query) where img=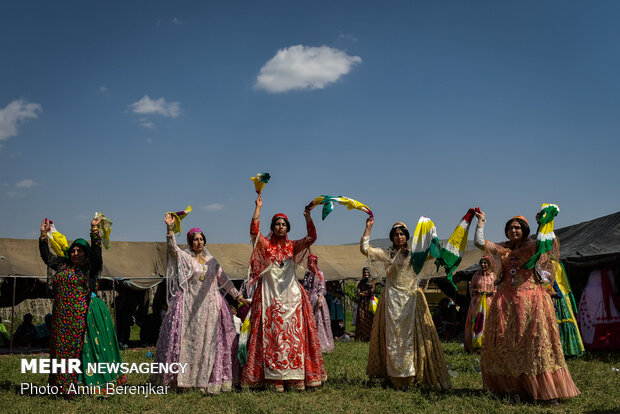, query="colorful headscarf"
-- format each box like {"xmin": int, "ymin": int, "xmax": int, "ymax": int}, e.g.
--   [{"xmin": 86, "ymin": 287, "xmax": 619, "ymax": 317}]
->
[
  {"xmin": 46, "ymin": 219, "xmax": 69, "ymax": 257},
  {"xmin": 522, "ymin": 204, "xmax": 559, "ymax": 269},
  {"xmin": 93, "ymin": 212, "xmax": 113, "ymax": 249},
  {"xmin": 167, "ymin": 205, "xmax": 192, "ymax": 235},
  {"xmin": 305, "ymin": 195, "xmax": 373, "ymax": 220},
  {"xmin": 250, "ymin": 173, "xmax": 271, "ymax": 194},
  {"xmin": 411, "ymin": 216, "xmax": 441, "ymax": 274},
  {"xmin": 433, "ymin": 207, "xmax": 480, "ymax": 287}
]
